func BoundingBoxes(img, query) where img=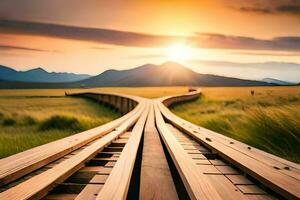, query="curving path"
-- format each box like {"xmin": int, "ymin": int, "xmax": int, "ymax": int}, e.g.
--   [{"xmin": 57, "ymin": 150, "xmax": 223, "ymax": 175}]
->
[{"xmin": 0, "ymin": 89, "xmax": 299, "ymax": 200}]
